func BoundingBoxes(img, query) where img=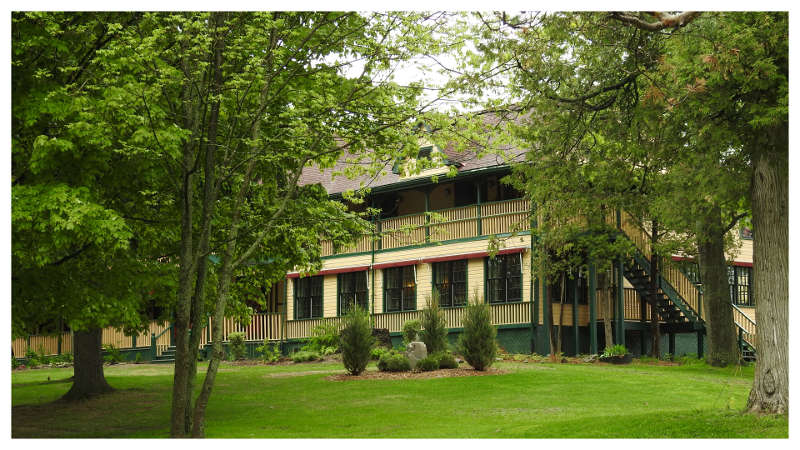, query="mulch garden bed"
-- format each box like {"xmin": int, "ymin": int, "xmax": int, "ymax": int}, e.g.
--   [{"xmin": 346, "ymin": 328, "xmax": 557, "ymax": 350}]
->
[{"xmin": 327, "ymin": 366, "xmax": 507, "ymax": 381}]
